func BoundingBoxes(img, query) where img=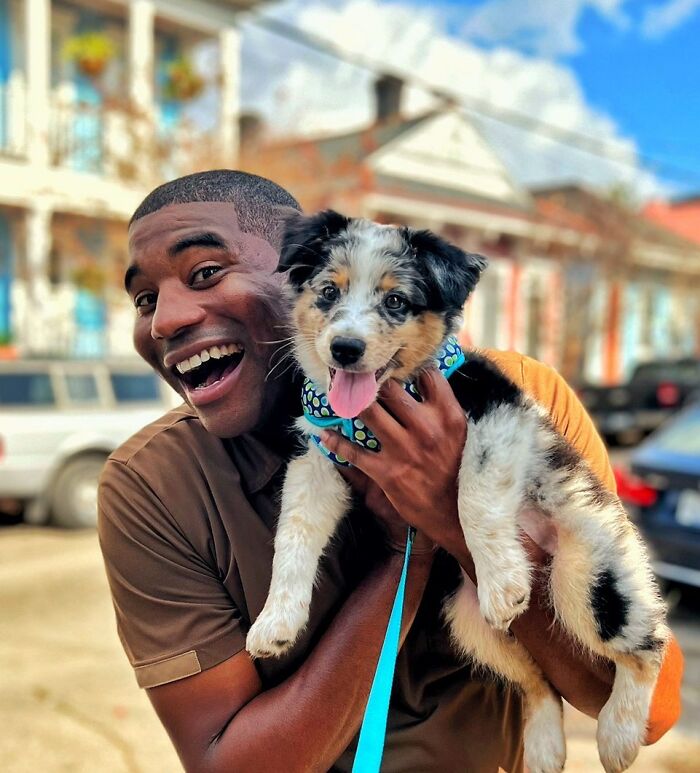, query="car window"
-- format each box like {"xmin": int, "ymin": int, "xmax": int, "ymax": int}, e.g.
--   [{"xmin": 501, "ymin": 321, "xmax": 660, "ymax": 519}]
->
[
  {"xmin": 0, "ymin": 373, "xmax": 55, "ymax": 406},
  {"xmin": 65, "ymin": 373, "xmax": 100, "ymax": 404},
  {"xmin": 655, "ymin": 408, "xmax": 700, "ymax": 455},
  {"xmin": 110, "ymin": 372, "xmax": 160, "ymax": 403}
]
